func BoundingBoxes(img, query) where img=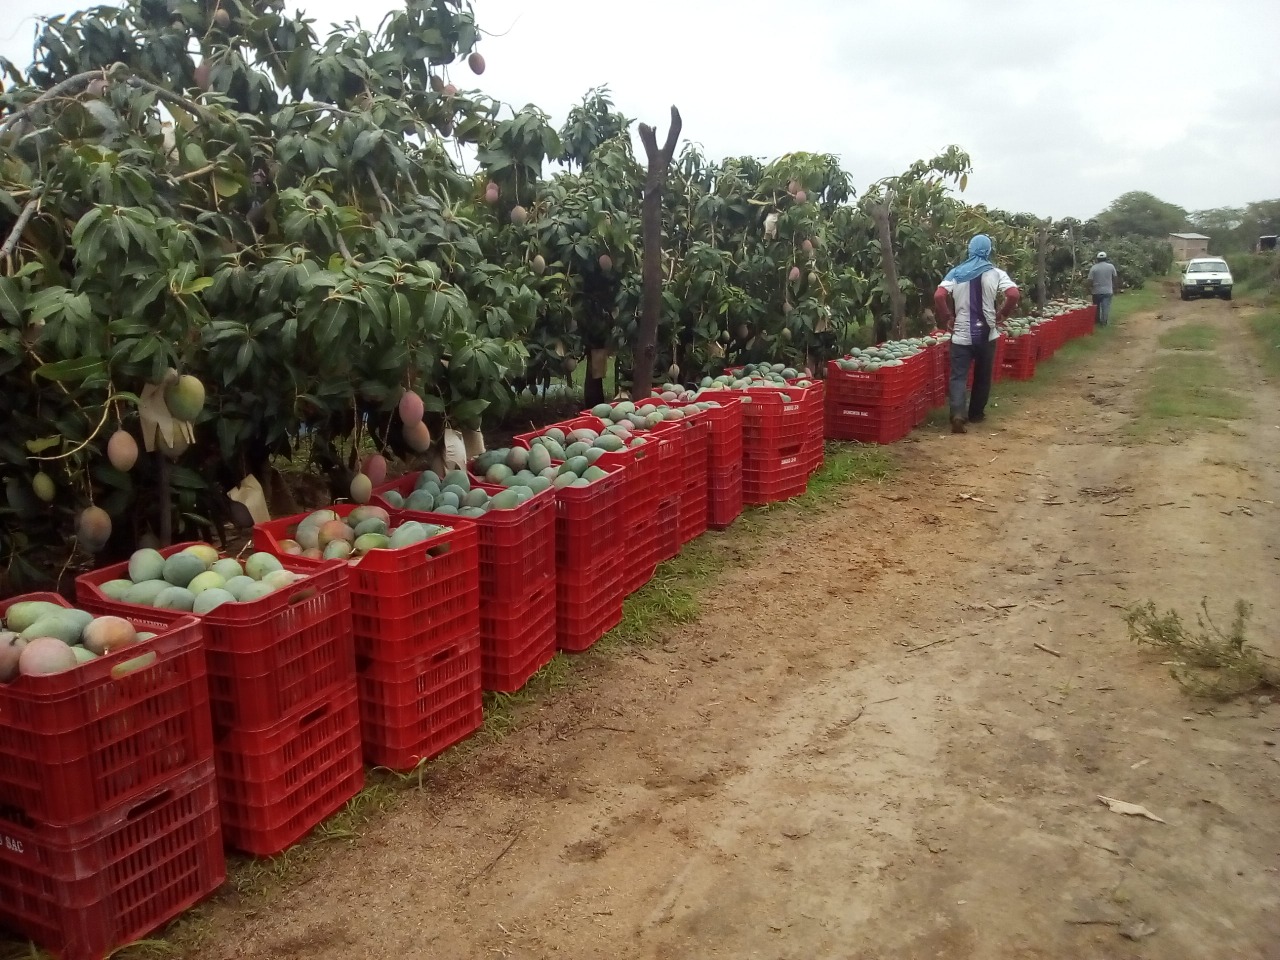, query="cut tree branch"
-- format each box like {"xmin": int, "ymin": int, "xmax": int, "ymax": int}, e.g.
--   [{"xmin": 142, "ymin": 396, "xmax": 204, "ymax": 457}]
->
[
  {"xmin": 0, "ymin": 198, "xmax": 39, "ymax": 262},
  {"xmin": 0, "ymin": 68, "xmax": 105, "ymax": 135},
  {"xmin": 631, "ymin": 105, "xmax": 683, "ymax": 407}
]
